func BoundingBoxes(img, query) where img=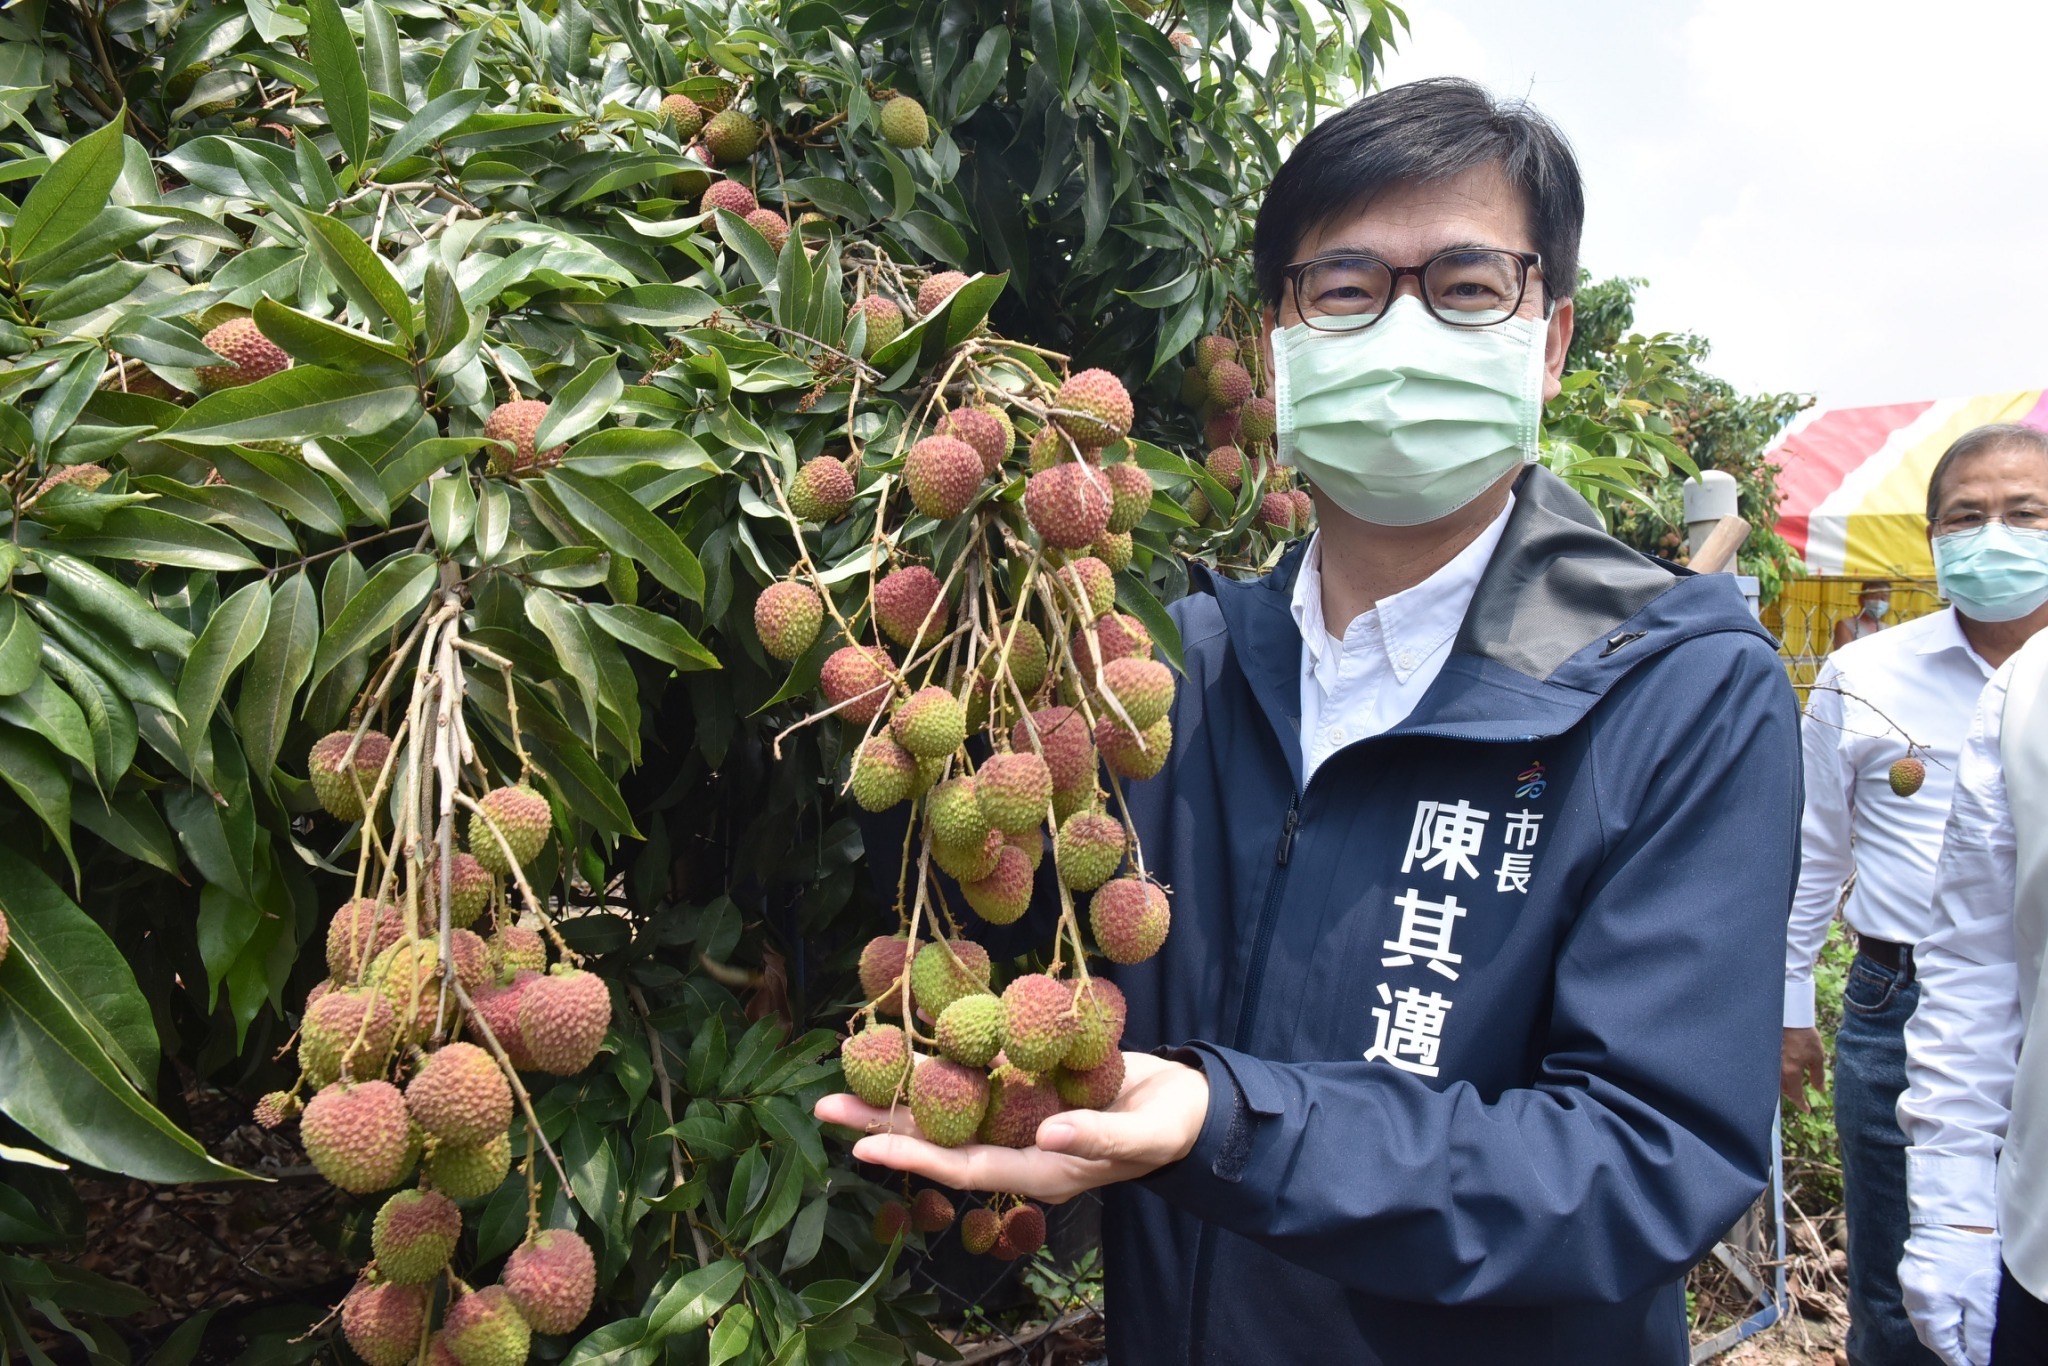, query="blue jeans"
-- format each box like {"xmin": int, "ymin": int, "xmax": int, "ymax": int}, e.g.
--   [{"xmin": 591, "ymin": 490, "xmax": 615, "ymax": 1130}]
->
[{"xmin": 1836, "ymin": 953, "xmax": 1941, "ymax": 1366}]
